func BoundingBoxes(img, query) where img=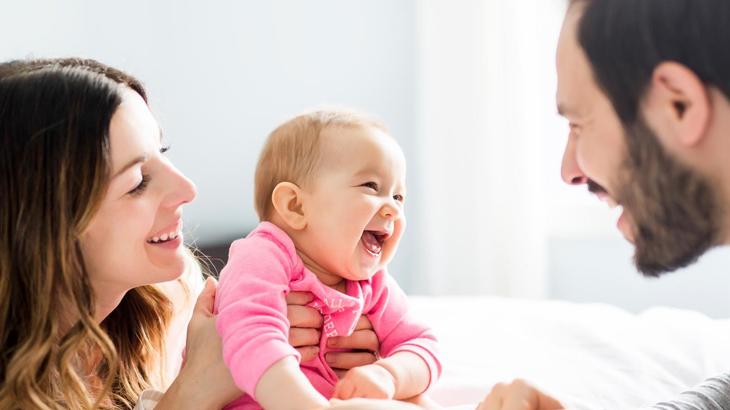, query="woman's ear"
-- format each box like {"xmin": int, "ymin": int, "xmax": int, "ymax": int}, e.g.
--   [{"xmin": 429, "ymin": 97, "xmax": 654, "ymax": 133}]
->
[
  {"xmin": 644, "ymin": 62, "xmax": 710, "ymax": 148},
  {"xmin": 271, "ymin": 182, "xmax": 307, "ymax": 231}
]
